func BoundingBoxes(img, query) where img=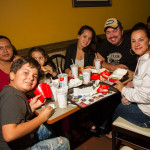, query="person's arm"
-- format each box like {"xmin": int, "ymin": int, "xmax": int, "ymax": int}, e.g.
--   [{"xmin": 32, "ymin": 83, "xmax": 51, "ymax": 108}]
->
[
  {"xmin": 116, "ymin": 68, "xmax": 150, "ymax": 104},
  {"xmin": 97, "ymin": 52, "xmax": 128, "ymax": 71},
  {"xmin": 2, "ymin": 106, "xmax": 53, "ymax": 142},
  {"xmin": 64, "ymin": 44, "xmax": 76, "ymax": 77}
]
